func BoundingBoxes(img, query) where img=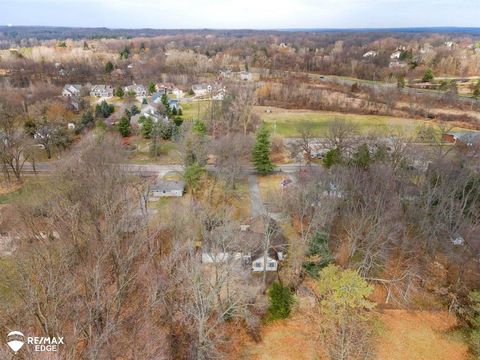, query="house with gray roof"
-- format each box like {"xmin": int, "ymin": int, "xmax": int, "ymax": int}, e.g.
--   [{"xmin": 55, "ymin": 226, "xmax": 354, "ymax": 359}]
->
[
  {"xmin": 62, "ymin": 84, "xmax": 82, "ymax": 97},
  {"xmin": 149, "ymin": 179, "xmax": 185, "ymax": 200},
  {"xmin": 124, "ymin": 84, "xmax": 147, "ymax": 97},
  {"xmin": 90, "ymin": 85, "xmax": 114, "ymax": 98}
]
